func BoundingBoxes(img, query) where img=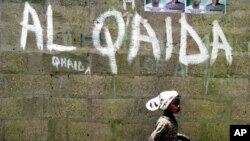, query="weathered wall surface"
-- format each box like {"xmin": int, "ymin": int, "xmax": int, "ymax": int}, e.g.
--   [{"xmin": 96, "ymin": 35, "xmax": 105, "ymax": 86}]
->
[{"xmin": 0, "ymin": 0, "xmax": 249, "ymax": 141}]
